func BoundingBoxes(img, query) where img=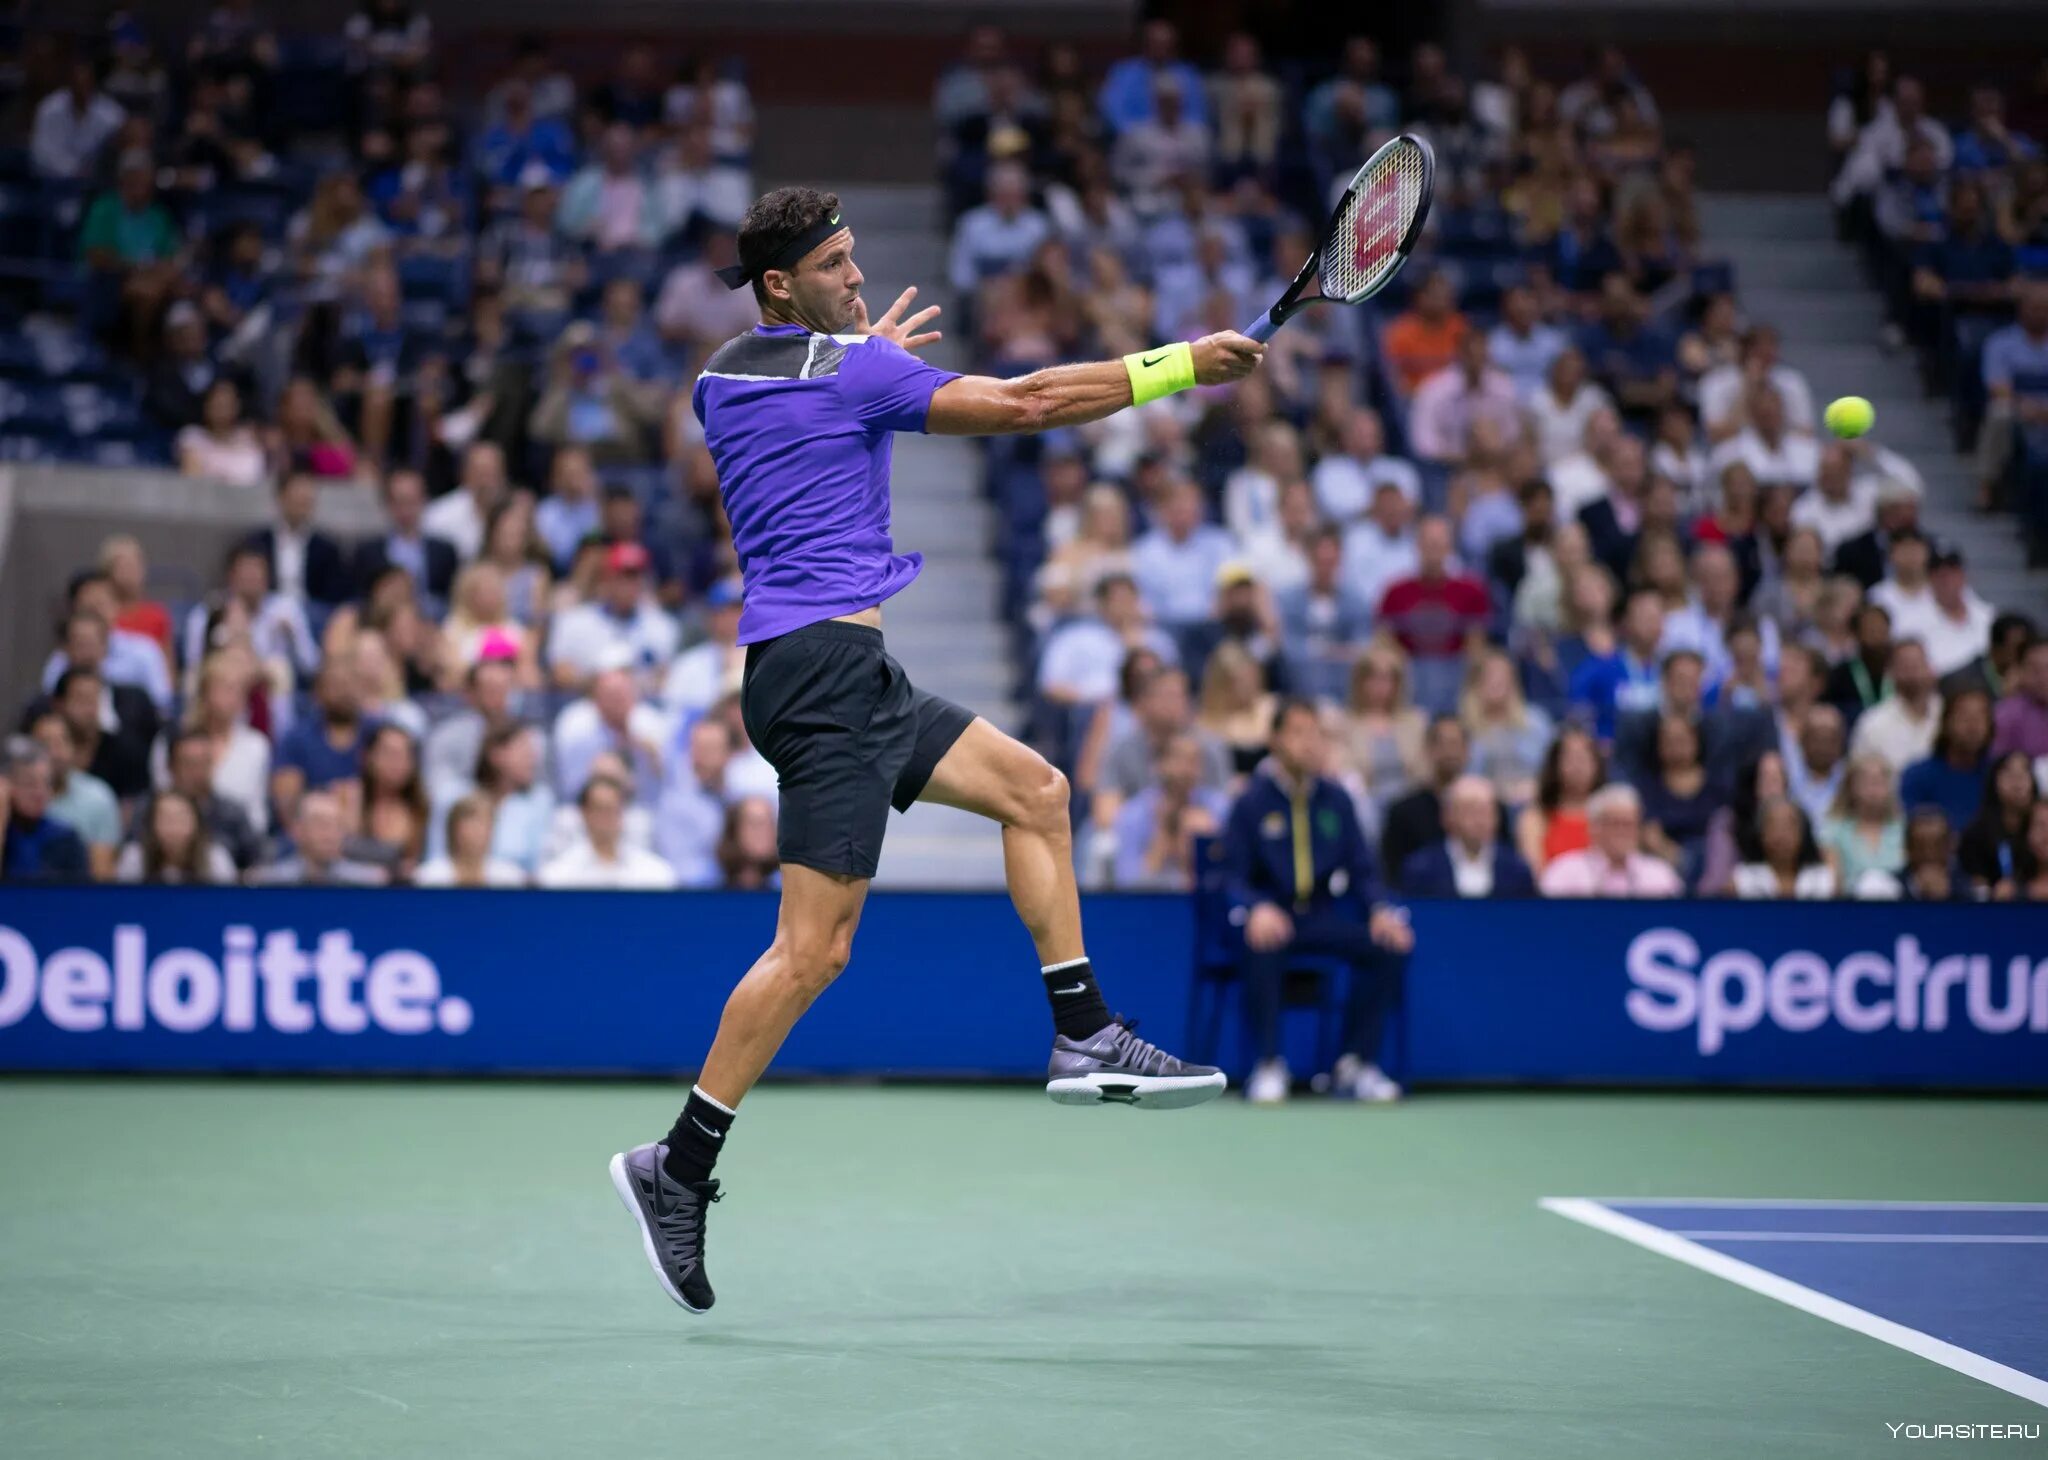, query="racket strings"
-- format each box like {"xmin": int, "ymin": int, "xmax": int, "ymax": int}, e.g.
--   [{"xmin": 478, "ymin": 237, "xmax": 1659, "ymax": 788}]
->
[{"xmin": 1323, "ymin": 142, "xmax": 1427, "ymax": 303}]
